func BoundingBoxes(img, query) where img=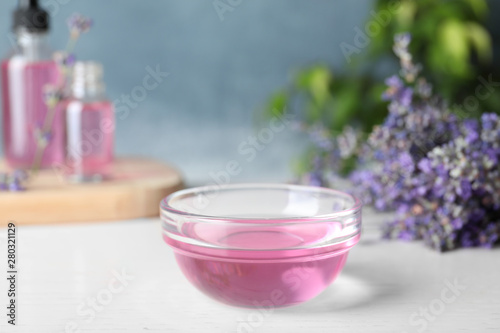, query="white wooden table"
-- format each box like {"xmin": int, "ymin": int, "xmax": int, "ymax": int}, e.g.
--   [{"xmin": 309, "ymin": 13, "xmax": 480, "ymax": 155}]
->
[{"xmin": 1, "ymin": 209, "xmax": 499, "ymax": 333}]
